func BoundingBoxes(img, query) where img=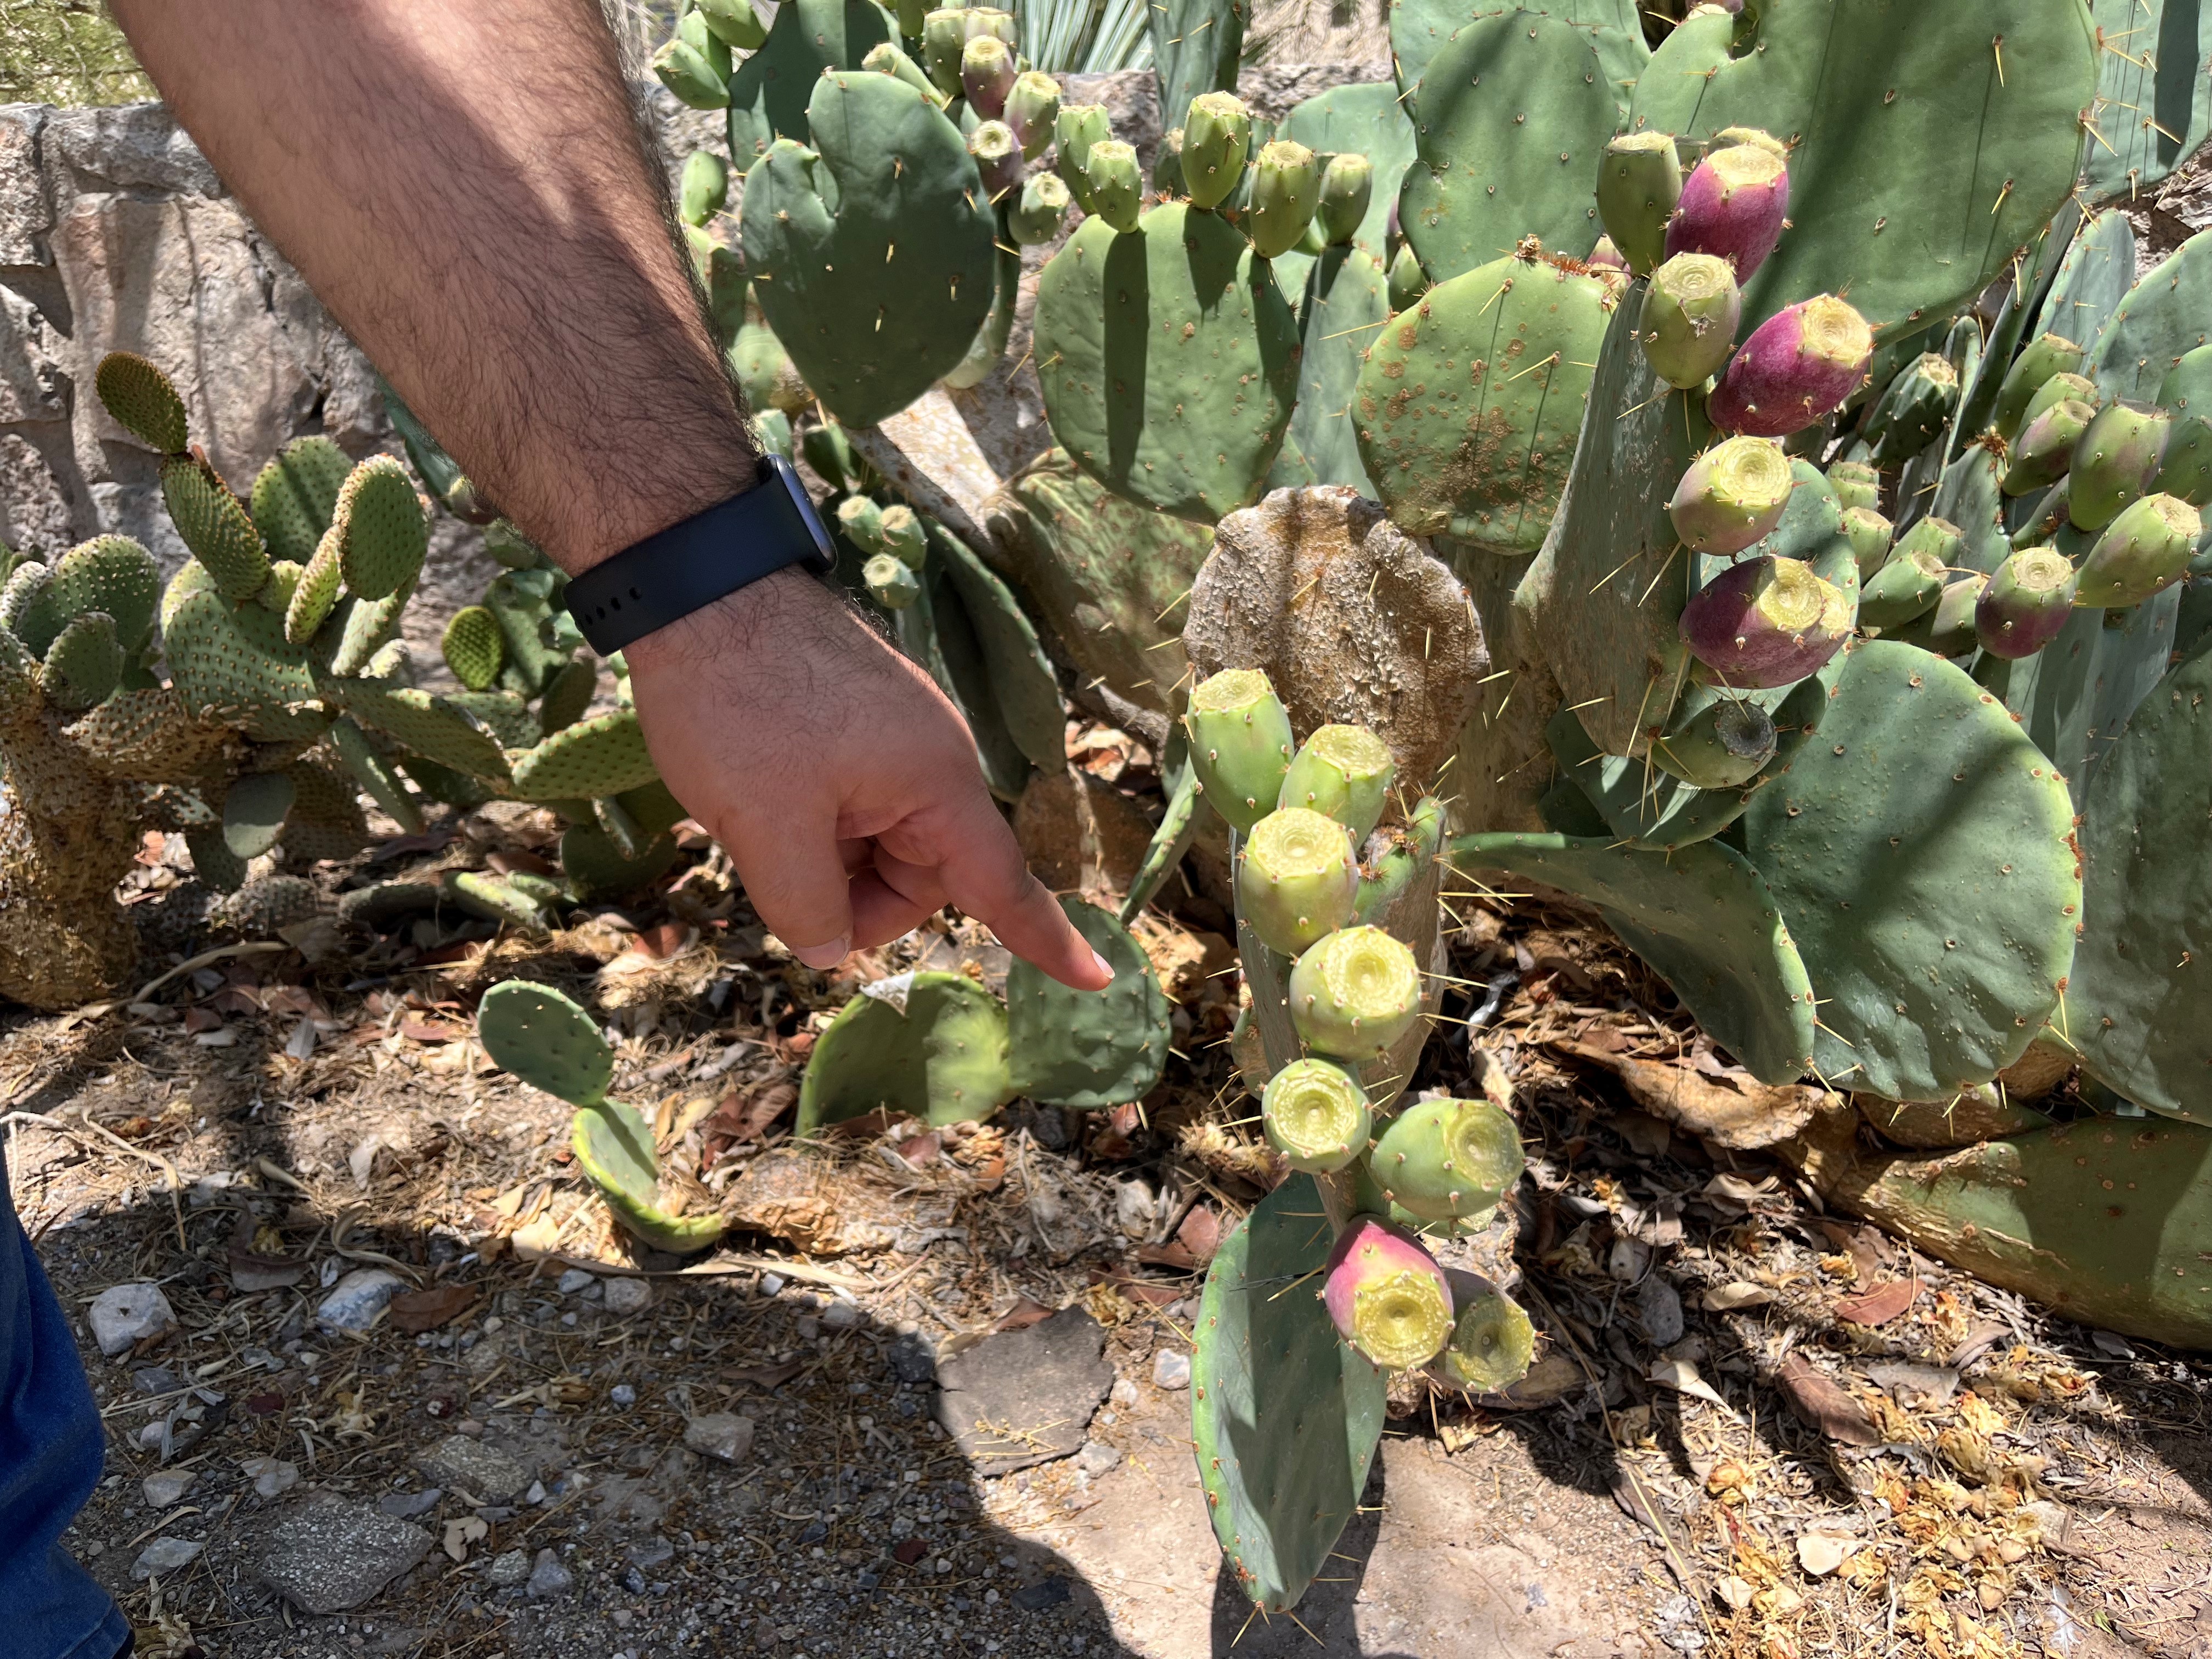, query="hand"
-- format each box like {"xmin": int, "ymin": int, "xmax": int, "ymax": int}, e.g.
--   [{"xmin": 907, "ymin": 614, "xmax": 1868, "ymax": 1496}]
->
[{"xmin": 623, "ymin": 569, "xmax": 1114, "ymax": 991}]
